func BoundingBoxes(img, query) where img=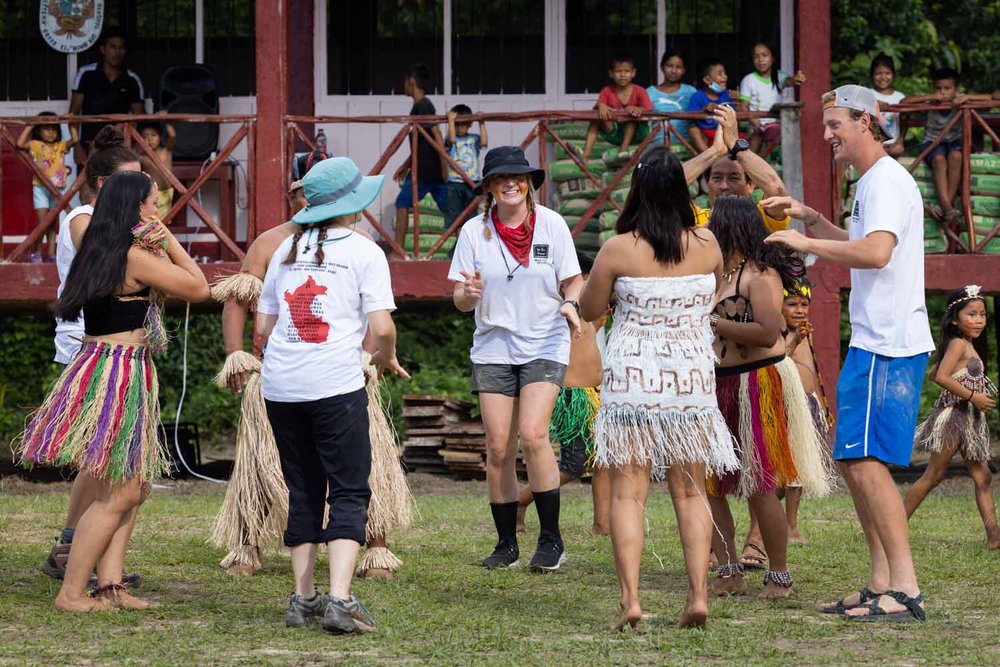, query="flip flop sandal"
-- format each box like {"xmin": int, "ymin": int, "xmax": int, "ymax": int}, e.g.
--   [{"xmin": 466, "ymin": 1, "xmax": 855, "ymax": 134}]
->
[
  {"xmin": 846, "ymin": 590, "xmax": 925, "ymax": 623},
  {"xmin": 819, "ymin": 586, "xmax": 882, "ymax": 614},
  {"xmin": 737, "ymin": 542, "xmax": 767, "ymax": 571}
]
